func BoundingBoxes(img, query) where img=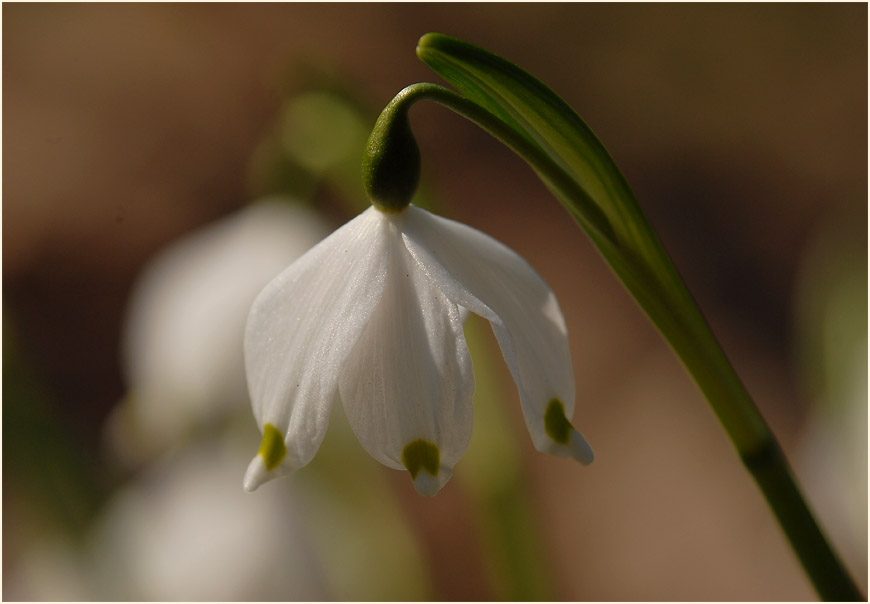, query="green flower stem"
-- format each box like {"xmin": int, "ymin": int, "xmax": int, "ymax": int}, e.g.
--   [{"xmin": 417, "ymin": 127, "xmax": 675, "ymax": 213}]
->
[
  {"xmin": 370, "ymin": 82, "xmax": 861, "ymax": 601},
  {"xmin": 366, "ymin": 83, "xmax": 615, "ymax": 242}
]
